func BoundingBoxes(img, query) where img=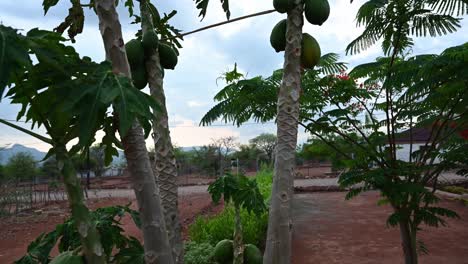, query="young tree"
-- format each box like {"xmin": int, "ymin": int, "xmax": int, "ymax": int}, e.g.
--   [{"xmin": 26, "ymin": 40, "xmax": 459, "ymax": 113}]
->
[
  {"xmin": 41, "ymin": 156, "xmax": 61, "ymax": 181},
  {"xmin": 339, "ymin": 1, "xmax": 468, "ymax": 263},
  {"xmin": 249, "ymin": 133, "xmax": 277, "ymax": 165},
  {"xmin": 211, "ymin": 136, "xmax": 238, "ymax": 176},
  {"xmin": 5, "ymin": 152, "xmax": 37, "ymax": 182},
  {"xmin": 90, "ymin": 145, "xmax": 107, "ymax": 177}
]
